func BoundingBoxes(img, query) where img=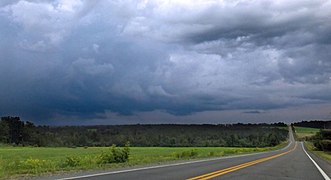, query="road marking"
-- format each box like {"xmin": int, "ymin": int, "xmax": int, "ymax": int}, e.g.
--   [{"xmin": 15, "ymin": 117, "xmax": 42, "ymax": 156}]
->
[
  {"xmin": 301, "ymin": 142, "xmax": 330, "ymax": 180},
  {"xmin": 57, "ymin": 142, "xmax": 292, "ymax": 180},
  {"xmin": 187, "ymin": 143, "xmax": 297, "ymax": 180},
  {"xmin": 58, "ymin": 129, "xmax": 293, "ymax": 180},
  {"xmin": 56, "ymin": 149, "xmax": 283, "ymax": 180}
]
